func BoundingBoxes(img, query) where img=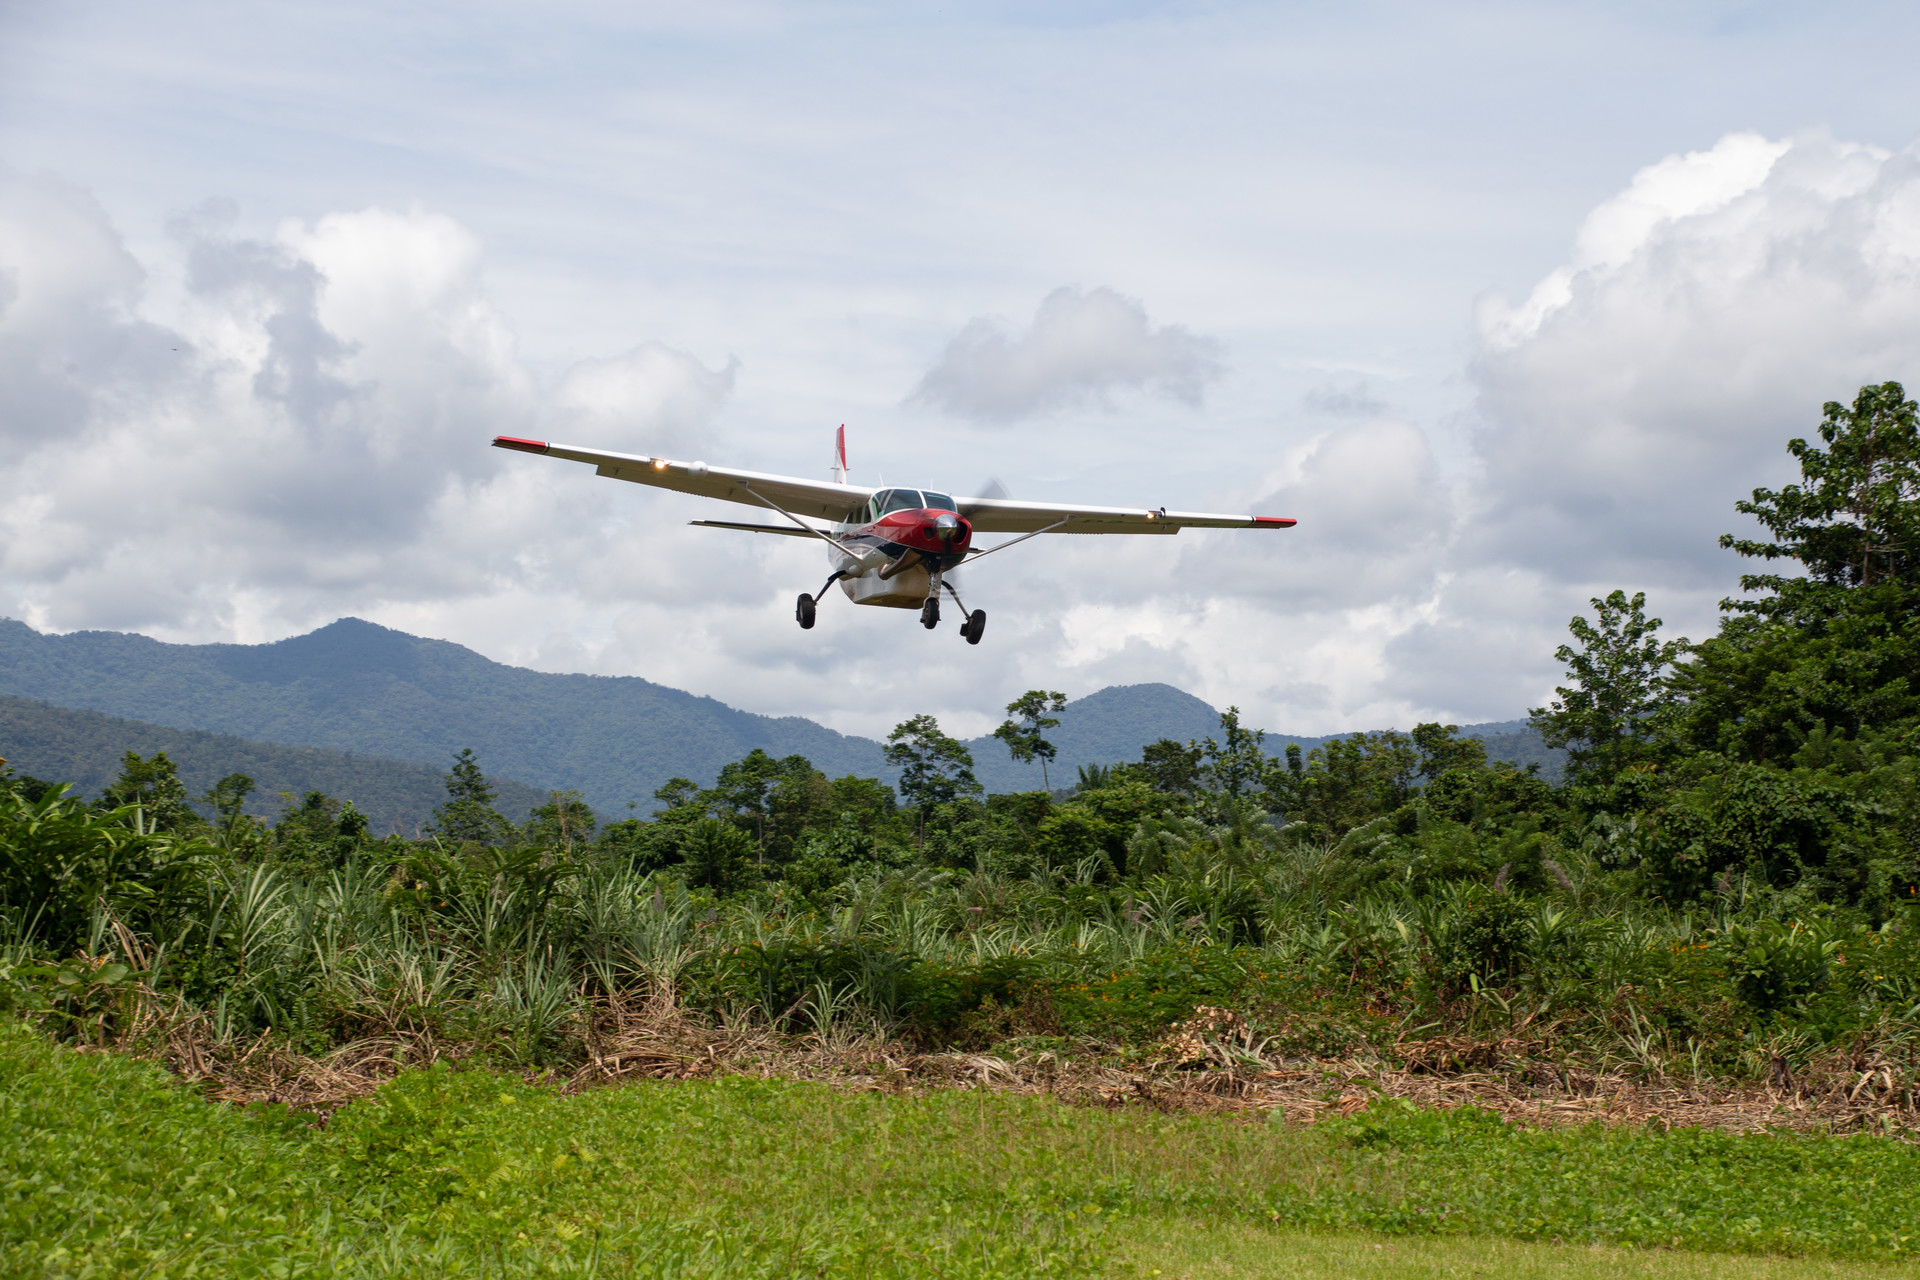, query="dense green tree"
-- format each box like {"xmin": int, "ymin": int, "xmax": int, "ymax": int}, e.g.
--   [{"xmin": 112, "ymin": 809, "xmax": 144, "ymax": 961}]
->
[
  {"xmin": 525, "ymin": 789, "xmax": 596, "ymax": 854},
  {"xmin": 651, "ymin": 777, "xmax": 704, "ymax": 815},
  {"xmin": 1664, "ymin": 383, "xmax": 1920, "ymax": 763},
  {"xmin": 270, "ymin": 791, "xmax": 370, "ymax": 872},
  {"xmin": 993, "ymin": 690, "xmax": 1067, "ymax": 791},
  {"xmin": 712, "ymin": 750, "xmax": 819, "ymax": 862},
  {"xmin": 1137, "ymin": 738, "xmax": 1203, "ymax": 795},
  {"xmin": 1270, "ymin": 730, "xmax": 1419, "ymax": 839},
  {"xmin": 681, "ymin": 817, "xmax": 759, "ymax": 894},
  {"xmin": 1723, "ymin": 381, "xmax": 1920, "ymax": 602},
  {"xmin": 429, "ymin": 748, "xmax": 511, "ymax": 846},
  {"xmin": 1411, "ymin": 723, "xmax": 1489, "ymax": 779},
  {"xmin": 99, "ymin": 751, "xmax": 194, "ymax": 832},
  {"xmin": 885, "ymin": 715, "xmax": 981, "ymax": 837},
  {"xmin": 1529, "ymin": 591, "xmax": 1686, "ymax": 786},
  {"xmin": 1198, "ymin": 707, "xmax": 1270, "ymax": 799},
  {"xmin": 201, "ymin": 772, "xmax": 257, "ymax": 843},
  {"xmin": 825, "ymin": 775, "xmax": 900, "ymax": 835}
]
